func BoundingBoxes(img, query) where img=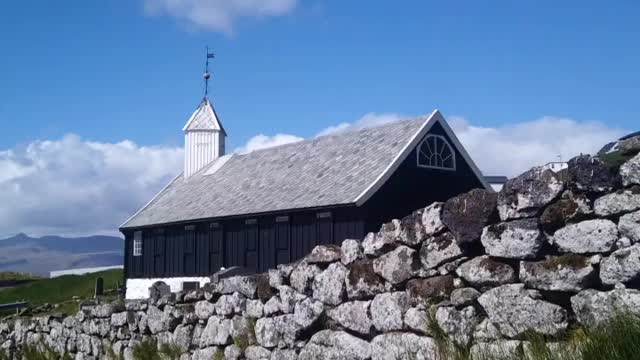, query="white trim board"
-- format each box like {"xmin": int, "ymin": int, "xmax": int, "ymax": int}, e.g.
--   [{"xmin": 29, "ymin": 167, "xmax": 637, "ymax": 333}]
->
[{"xmin": 354, "ymin": 110, "xmax": 492, "ymax": 206}]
